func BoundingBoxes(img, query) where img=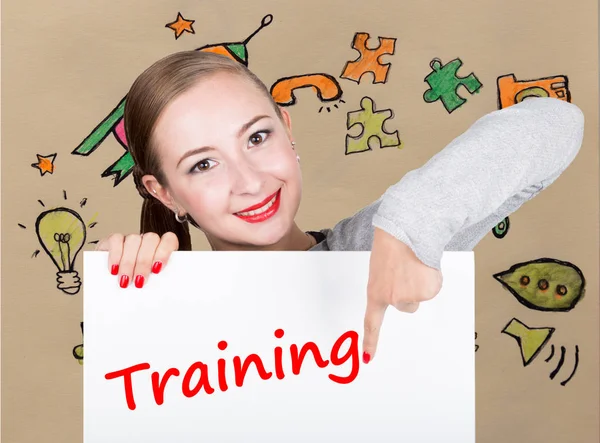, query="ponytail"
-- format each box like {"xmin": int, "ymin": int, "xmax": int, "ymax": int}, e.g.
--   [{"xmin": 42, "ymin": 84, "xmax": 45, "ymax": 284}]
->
[
  {"xmin": 133, "ymin": 165, "xmax": 192, "ymax": 251},
  {"xmin": 140, "ymin": 198, "xmax": 192, "ymax": 251}
]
